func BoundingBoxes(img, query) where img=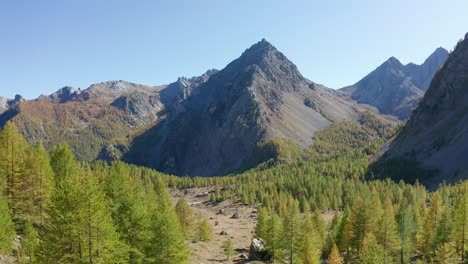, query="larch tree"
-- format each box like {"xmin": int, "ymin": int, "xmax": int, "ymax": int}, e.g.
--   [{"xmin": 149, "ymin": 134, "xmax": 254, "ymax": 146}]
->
[
  {"xmin": 298, "ymin": 213, "xmax": 320, "ymax": 264},
  {"xmin": 360, "ymin": 233, "xmax": 384, "ymax": 264},
  {"xmin": 452, "ymin": 185, "xmax": 468, "ymax": 262},
  {"xmin": 25, "ymin": 142, "xmax": 54, "ymax": 225},
  {"xmin": 38, "ymin": 145, "xmax": 128, "ymax": 263},
  {"xmin": 376, "ymin": 198, "xmax": 400, "ymax": 264},
  {"xmin": 282, "ymin": 199, "xmax": 301, "ymax": 264},
  {"xmin": 0, "ymin": 189, "xmax": 15, "ymax": 254},
  {"xmin": 0, "ymin": 121, "xmax": 28, "ymax": 222},
  {"xmin": 105, "ymin": 161, "xmax": 151, "ymax": 263},
  {"xmin": 175, "ymin": 197, "xmax": 194, "ymax": 239},
  {"xmin": 265, "ymin": 212, "xmax": 283, "ymax": 262},
  {"xmin": 396, "ymin": 197, "xmax": 417, "ymax": 264},
  {"xmin": 223, "ymin": 238, "xmax": 235, "ymax": 261},
  {"xmin": 327, "ymin": 243, "xmax": 344, "ymax": 264},
  {"xmin": 146, "ymin": 180, "xmax": 189, "ymax": 264},
  {"xmin": 255, "ymin": 206, "xmax": 268, "ymax": 239}
]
